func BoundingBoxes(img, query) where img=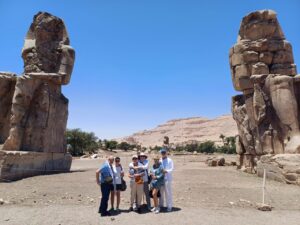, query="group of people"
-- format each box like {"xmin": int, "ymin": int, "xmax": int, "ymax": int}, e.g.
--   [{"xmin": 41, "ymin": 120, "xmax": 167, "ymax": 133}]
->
[{"xmin": 96, "ymin": 148, "xmax": 174, "ymax": 217}]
